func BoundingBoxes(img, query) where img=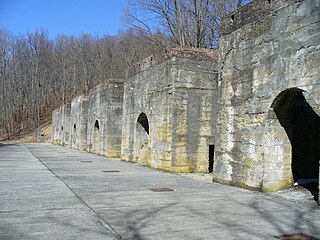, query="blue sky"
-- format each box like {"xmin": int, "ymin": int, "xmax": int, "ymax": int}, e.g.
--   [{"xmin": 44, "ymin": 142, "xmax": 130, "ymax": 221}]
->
[{"xmin": 0, "ymin": 0, "xmax": 128, "ymax": 38}]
